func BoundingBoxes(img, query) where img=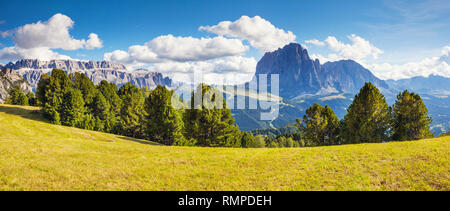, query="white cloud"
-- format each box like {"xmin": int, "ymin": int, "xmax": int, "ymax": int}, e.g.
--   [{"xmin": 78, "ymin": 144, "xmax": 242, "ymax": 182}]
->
[
  {"xmin": 85, "ymin": 33, "xmax": 103, "ymax": 50},
  {"xmin": 148, "ymin": 34, "xmax": 248, "ymax": 62},
  {"xmin": 199, "ymin": 15, "xmax": 296, "ymax": 52},
  {"xmin": 105, "ymin": 34, "xmax": 248, "ymax": 65},
  {"xmin": 325, "ymin": 34, "xmax": 383, "ymax": 61},
  {"xmin": 14, "ymin": 14, "xmax": 87, "ymax": 50},
  {"xmin": 305, "ymin": 39, "xmax": 325, "ymax": 46},
  {"xmin": 0, "ymin": 13, "xmax": 102, "ymax": 61},
  {"xmin": 366, "ymin": 46, "xmax": 450, "ymax": 80},
  {"xmin": 143, "ymin": 56, "xmax": 257, "ymax": 85},
  {"xmin": 309, "ymin": 34, "xmax": 384, "ymax": 63},
  {"xmin": 0, "ymin": 46, "xmax": 72, "ymax": 61}
]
